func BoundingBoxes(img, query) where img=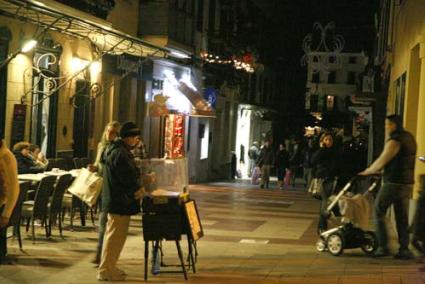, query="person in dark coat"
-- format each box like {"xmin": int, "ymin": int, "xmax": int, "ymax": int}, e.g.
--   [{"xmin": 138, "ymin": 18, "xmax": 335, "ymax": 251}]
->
[
  {"xmin": 12, "ymin": 142, "xmax": 44, "ymax": 174},
  {"xmin": 97, "ymin": 121, "xmax": 144, "ymax": 281},
  {"xmin": 256, "ymin": 141, "xmax": 274, "ymax": 189},
  {"xmin": 288, "ymin": 140, "xmax": 301, "ymax": 186},
  {"xmin": 302, "ymin": 139, "xmax": 315, "ymax": 188},
  {"xmin": 360, "ymin": 115, "xmax": 416, "ymax": 259},
  {"xmin": 311, "ymin": 132, "xmax": 340, "ymax": 234},
  {"xmin": 275, "ymin": 144, "xmax": 289, "ymax": 190}
]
